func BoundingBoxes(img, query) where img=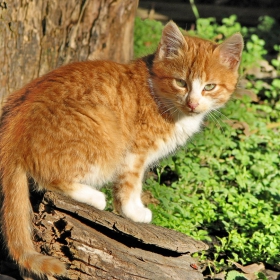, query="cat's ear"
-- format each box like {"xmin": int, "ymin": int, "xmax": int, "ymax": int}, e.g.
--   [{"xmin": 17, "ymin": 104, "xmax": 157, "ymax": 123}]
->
[
  {"xmin": 157, "ymin": 21, "xmax": 186, "ymax": 60},
  {"xmin": 215, "ymin": 33, "xmax": 244, "ymax": 70}
]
